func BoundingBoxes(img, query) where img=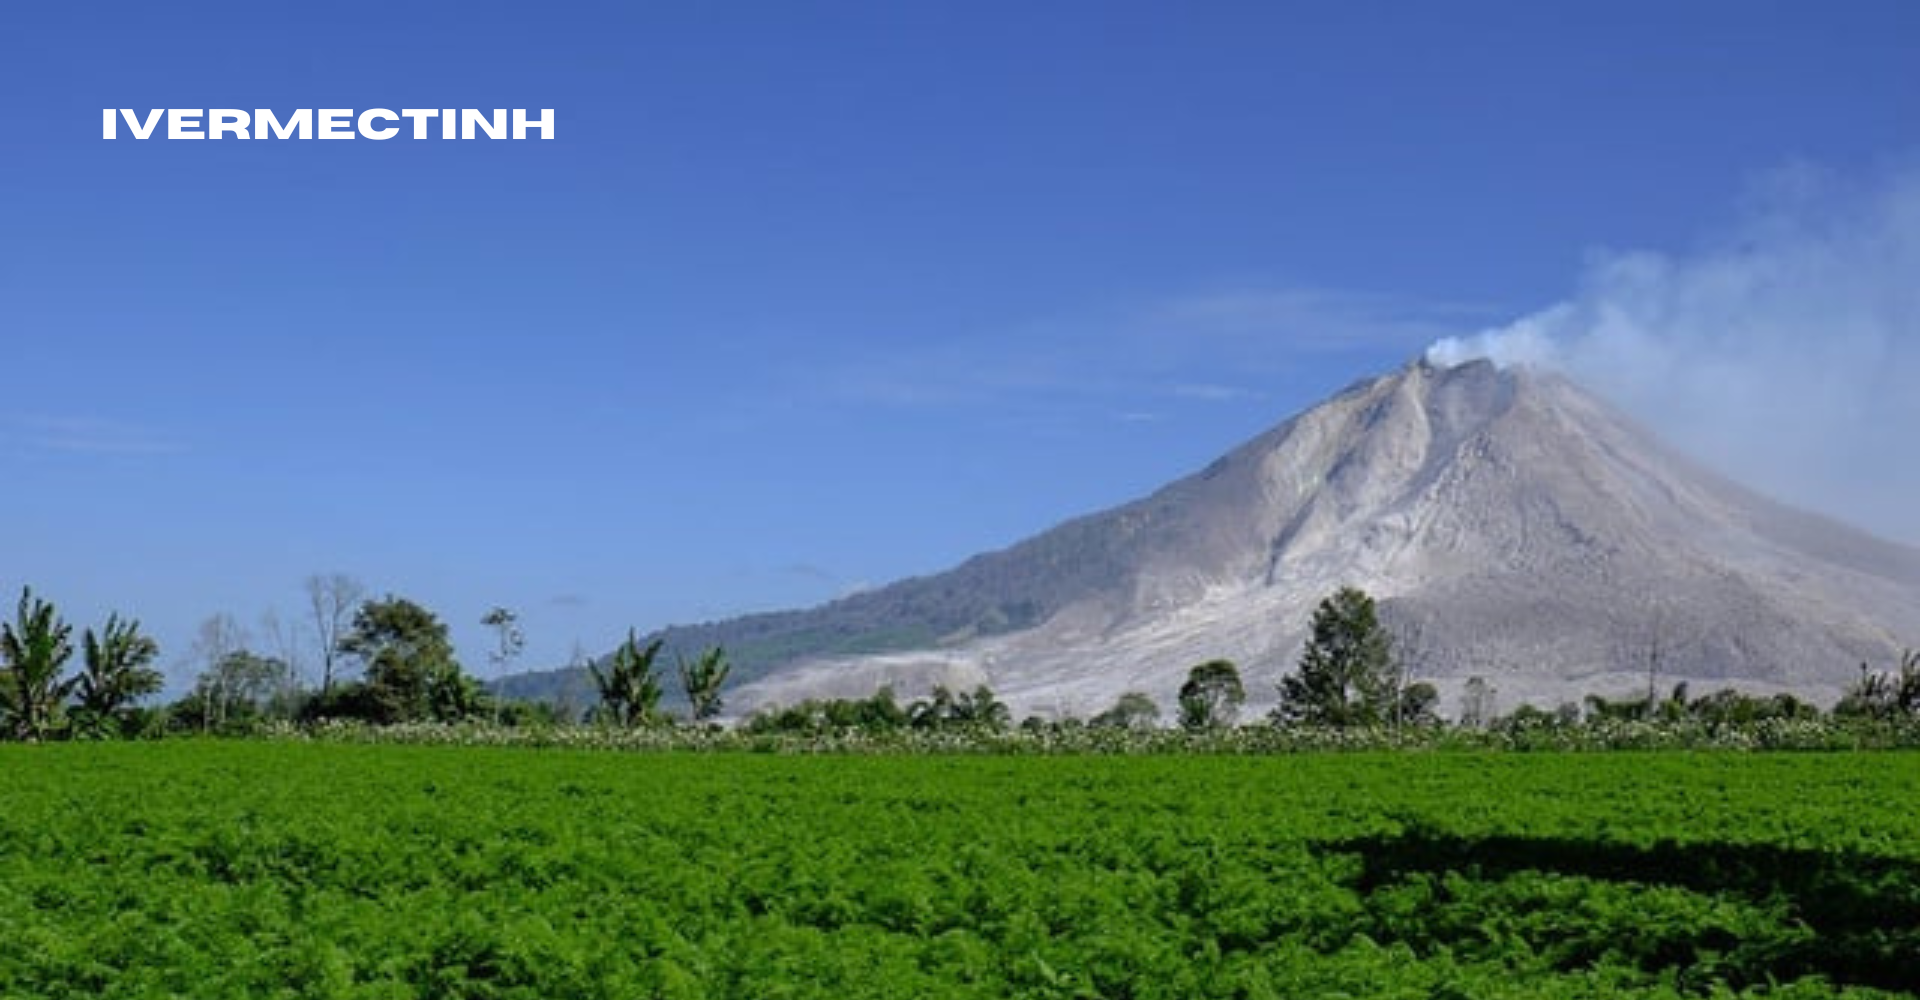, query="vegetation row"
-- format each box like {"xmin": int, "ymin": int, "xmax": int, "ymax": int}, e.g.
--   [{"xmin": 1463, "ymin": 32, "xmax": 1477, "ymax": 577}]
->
[{"xmin": 4, "ymin": 582, "xmax": 1916, "ymax": 749}]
